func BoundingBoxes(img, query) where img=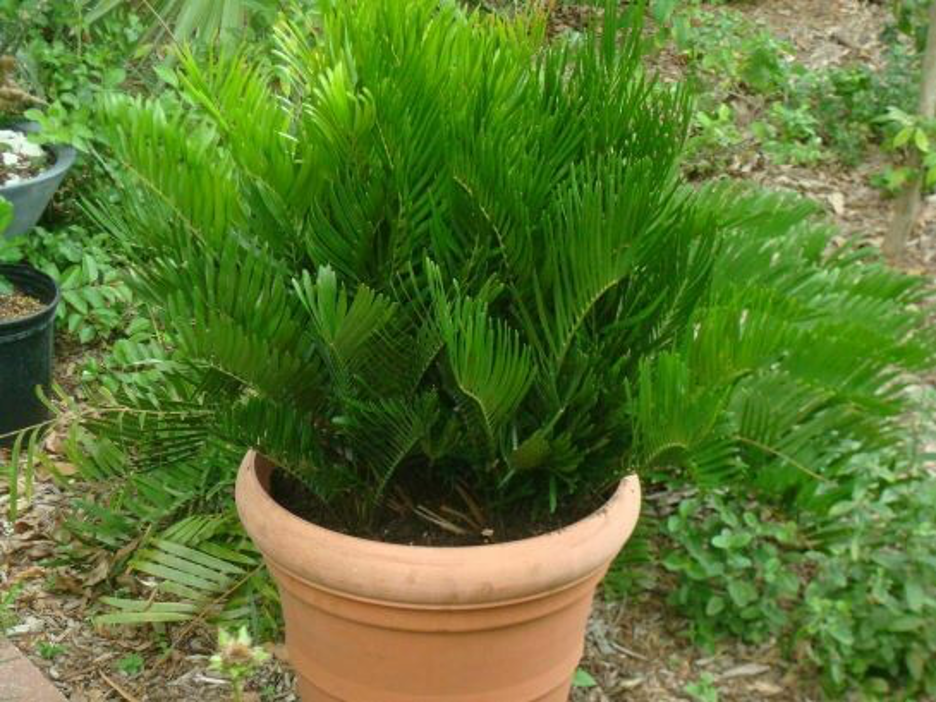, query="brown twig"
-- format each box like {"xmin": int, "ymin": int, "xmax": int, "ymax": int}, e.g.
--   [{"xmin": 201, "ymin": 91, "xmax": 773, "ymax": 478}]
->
[
  {"xmin": 100, "ymin": 671, "xmax": 142, "ymax": 702},
  {"xmin": 455, "ymin": 483, "xmax": 486, "ymax": 528},
  {"xmin": 413, "ymin": 506, "xmax": 469, "ymax": 535}
]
